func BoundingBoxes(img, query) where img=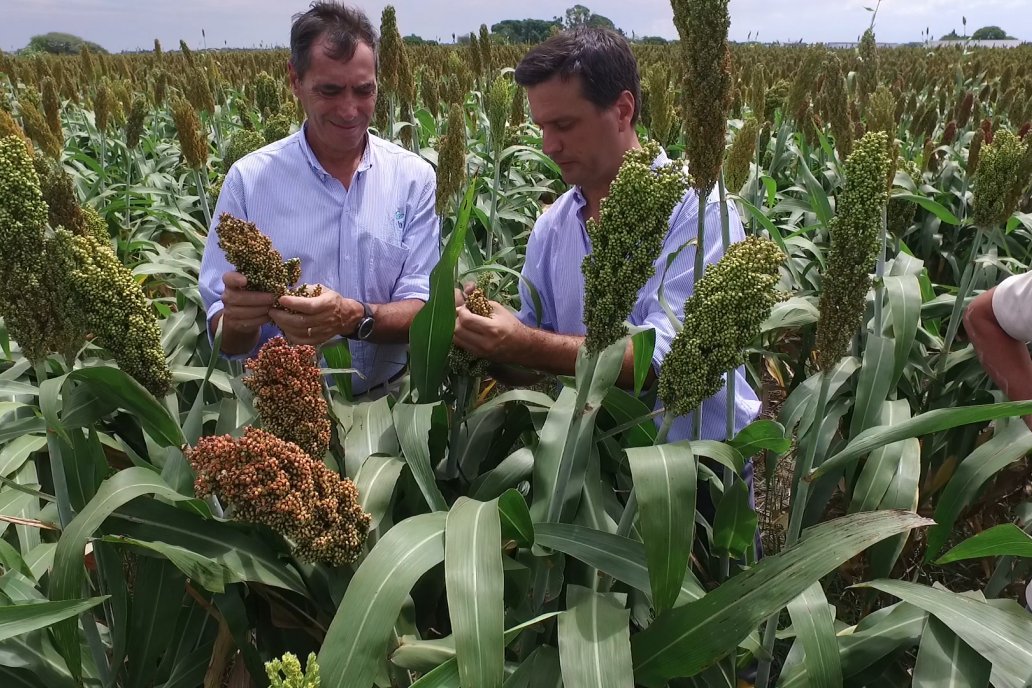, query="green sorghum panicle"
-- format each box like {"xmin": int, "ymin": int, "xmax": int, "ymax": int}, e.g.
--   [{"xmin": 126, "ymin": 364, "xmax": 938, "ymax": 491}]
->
[
  {"xmin": 819, "ymin": 54, "xmax": 854, "ymax": 159},
  {"xmin": 644, "ymin": 64, "xmax": 675, "ymax": 146},
  {"xmin": 266, "ymin": 652, "xmax": 321, "ymax": 688},
  {"xmin": 419, "ymin": 68, "xmax": 440, "ymax": 118},
  {"xmin": 263, "ymin": 112, "xmax": 292, "ymax": 144},
  {"xmin": 188, "ymin": 427, "xmax": 370, "ymax": 567},
  {"xmin": 972, "ymin": 128, "xmax": 1028, "ymax": 227},
  {"xmin": 764, "ymin": 79, "xmax": 789, "ymax": 123},
  {"xmin": 436, "ymin": 103, "xmax": 467, "ymax": 215},
  {"xmin": 724, "ymin": 117, "xmax": 759, "ymax": 193},
  {"xmin": 673, "ymin": 0, "xmax": 732, "ymax": 195},
  {"xmin": 125, "ymin": 94, "xmax": 147, "ymax": 150},
  {"xmin": 749, "ymin": 64, "xmax": 766, "ymax": 122},
  {"xmin": 171, "ymin": 95, "xmax": 208, "ymax": 169},
  {"xmin": 243, "ymin": 336, "xmax": 331, "ymax": 461},
  {"xmin": 479, "ymin": 24, "xmax": 493, "ymax": 80},
  {"xmin": 221, "ymin": 128, "xmax": 265, "ymax": 174},
  {"xmin": 0, "ymin": 109, "xmax": 33, "ymax": 155},
  {"xmin": 865, "ymin": 84, "xmax": 897, "ymax": 139},
  {"xmin": 94, "ymin": 81, "xmax": 115, "ymax": 134},
  {"xmin": 486, "ymin": 75, "xmax": 514, "ymax": 155},
  {"xmin": 658, "ymin": 236, "xmax": 784, "ymax": 417},
  {"xmin": 786, "ymin": 46, "xmax": 825, "ymax": 122},
  {"xmin": 582, "ymin": 140, "xmax": 689, "ymax": 353},
  {"xmin": 815, "ymin": 130, "xmax": 891, "ymax": 370},
  {"xmin": 856, "ymin": 28, "xmax": 879, "ymax": 111},
  {"xmin": 254, "ymin": 71, "xmax": 281, "ymax": 119}
]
